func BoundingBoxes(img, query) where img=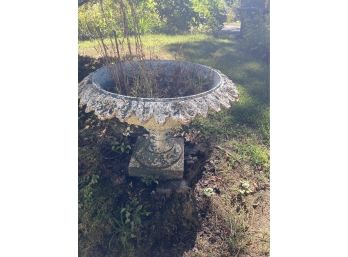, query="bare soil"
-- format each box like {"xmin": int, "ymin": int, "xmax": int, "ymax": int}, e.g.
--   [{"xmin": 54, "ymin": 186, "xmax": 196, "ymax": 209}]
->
[{"xmin": 78, "ymin": 55, "xmax": 269, "ymax": 257}]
